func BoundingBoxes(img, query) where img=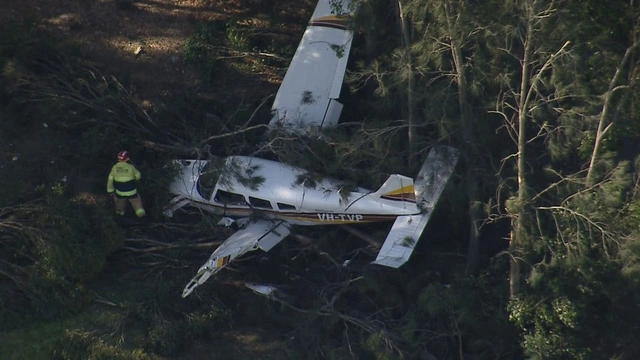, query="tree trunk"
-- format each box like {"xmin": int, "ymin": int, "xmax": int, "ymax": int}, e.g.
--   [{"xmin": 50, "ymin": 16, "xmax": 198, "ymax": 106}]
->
[
  {"xmin": 465, "ymin": 183, "xmax": 481, "ymax": 275},
  {"xmin": 509, "ymin": 1, "xmax": 535, "ymax": 298},
  {"xmin": 396, "ymin": 0, "xmax": 416, "ymax": 169},
  {"xmin": 585, "ymin": 35, "xmax": 639, "ymax": 186},
  {"xmin": 443, "ymin": 0, "xmax": 481, "ymax": 275}
]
